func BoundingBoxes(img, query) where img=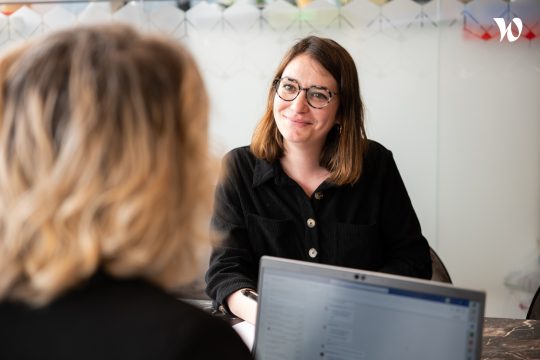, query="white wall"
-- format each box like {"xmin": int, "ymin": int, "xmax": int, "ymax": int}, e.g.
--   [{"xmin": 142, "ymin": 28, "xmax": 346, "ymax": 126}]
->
[
  {"xmin": 1, "ymin": 0, "xmax": 538, "ymax": 318},
  {"xmin": 438, "ymin": 0, "xmax": 540, "ymax": 318}
]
